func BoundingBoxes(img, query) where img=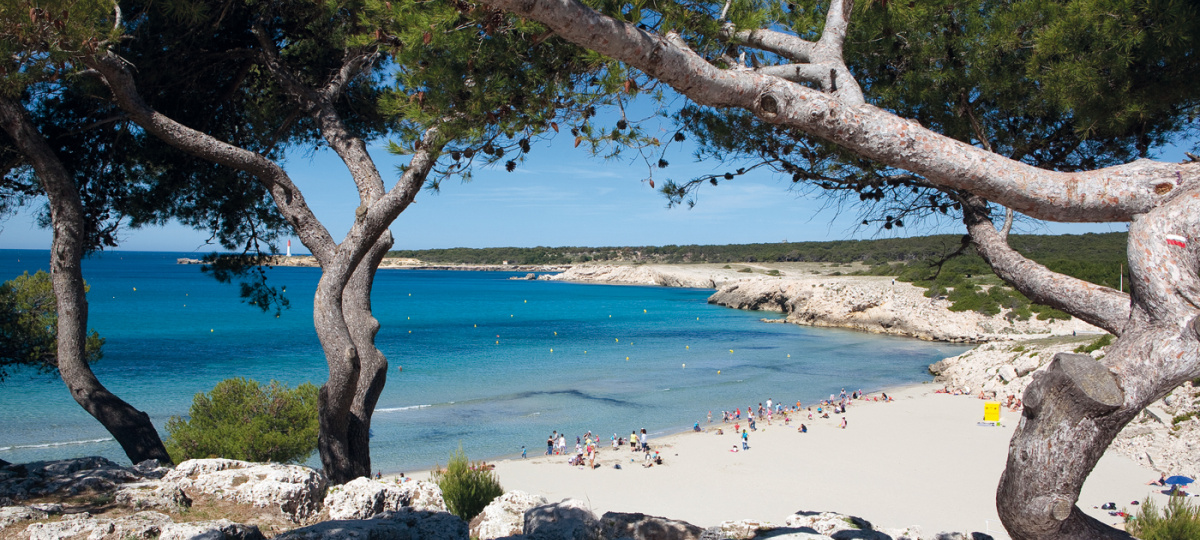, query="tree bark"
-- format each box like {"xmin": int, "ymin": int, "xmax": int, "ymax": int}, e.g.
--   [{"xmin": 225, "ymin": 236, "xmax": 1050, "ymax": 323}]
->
[{"xmin": 0, "ymin": 96, "xmax": 171, "ymax": 466}]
